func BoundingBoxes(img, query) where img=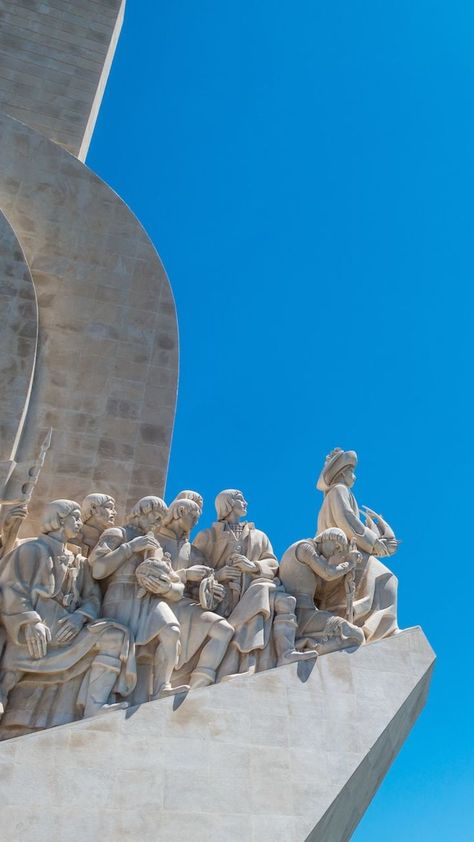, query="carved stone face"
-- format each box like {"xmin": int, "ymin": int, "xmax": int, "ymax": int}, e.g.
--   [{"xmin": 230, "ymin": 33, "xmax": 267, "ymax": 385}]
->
[
  {"xmin": 339, "ymin": 467, "xmax": 356, "ymax": 488},
  {"xmin": 179, "ymin": 508, "xmax": 199, "ymax": 534},
  {"xmin": 61, "ymin": 508, "xmax": 83, "ymax": 540},
  {"xmin": 139, "ymin": 508, "xmax": 163, "ymax": 533},
  {"xmin": 94, "ymin": 499, "xmax": 117, "ymax": 529},
  {"xmin": 230, "ymin": 492, "xmax": 248, "ymax": 520}
]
